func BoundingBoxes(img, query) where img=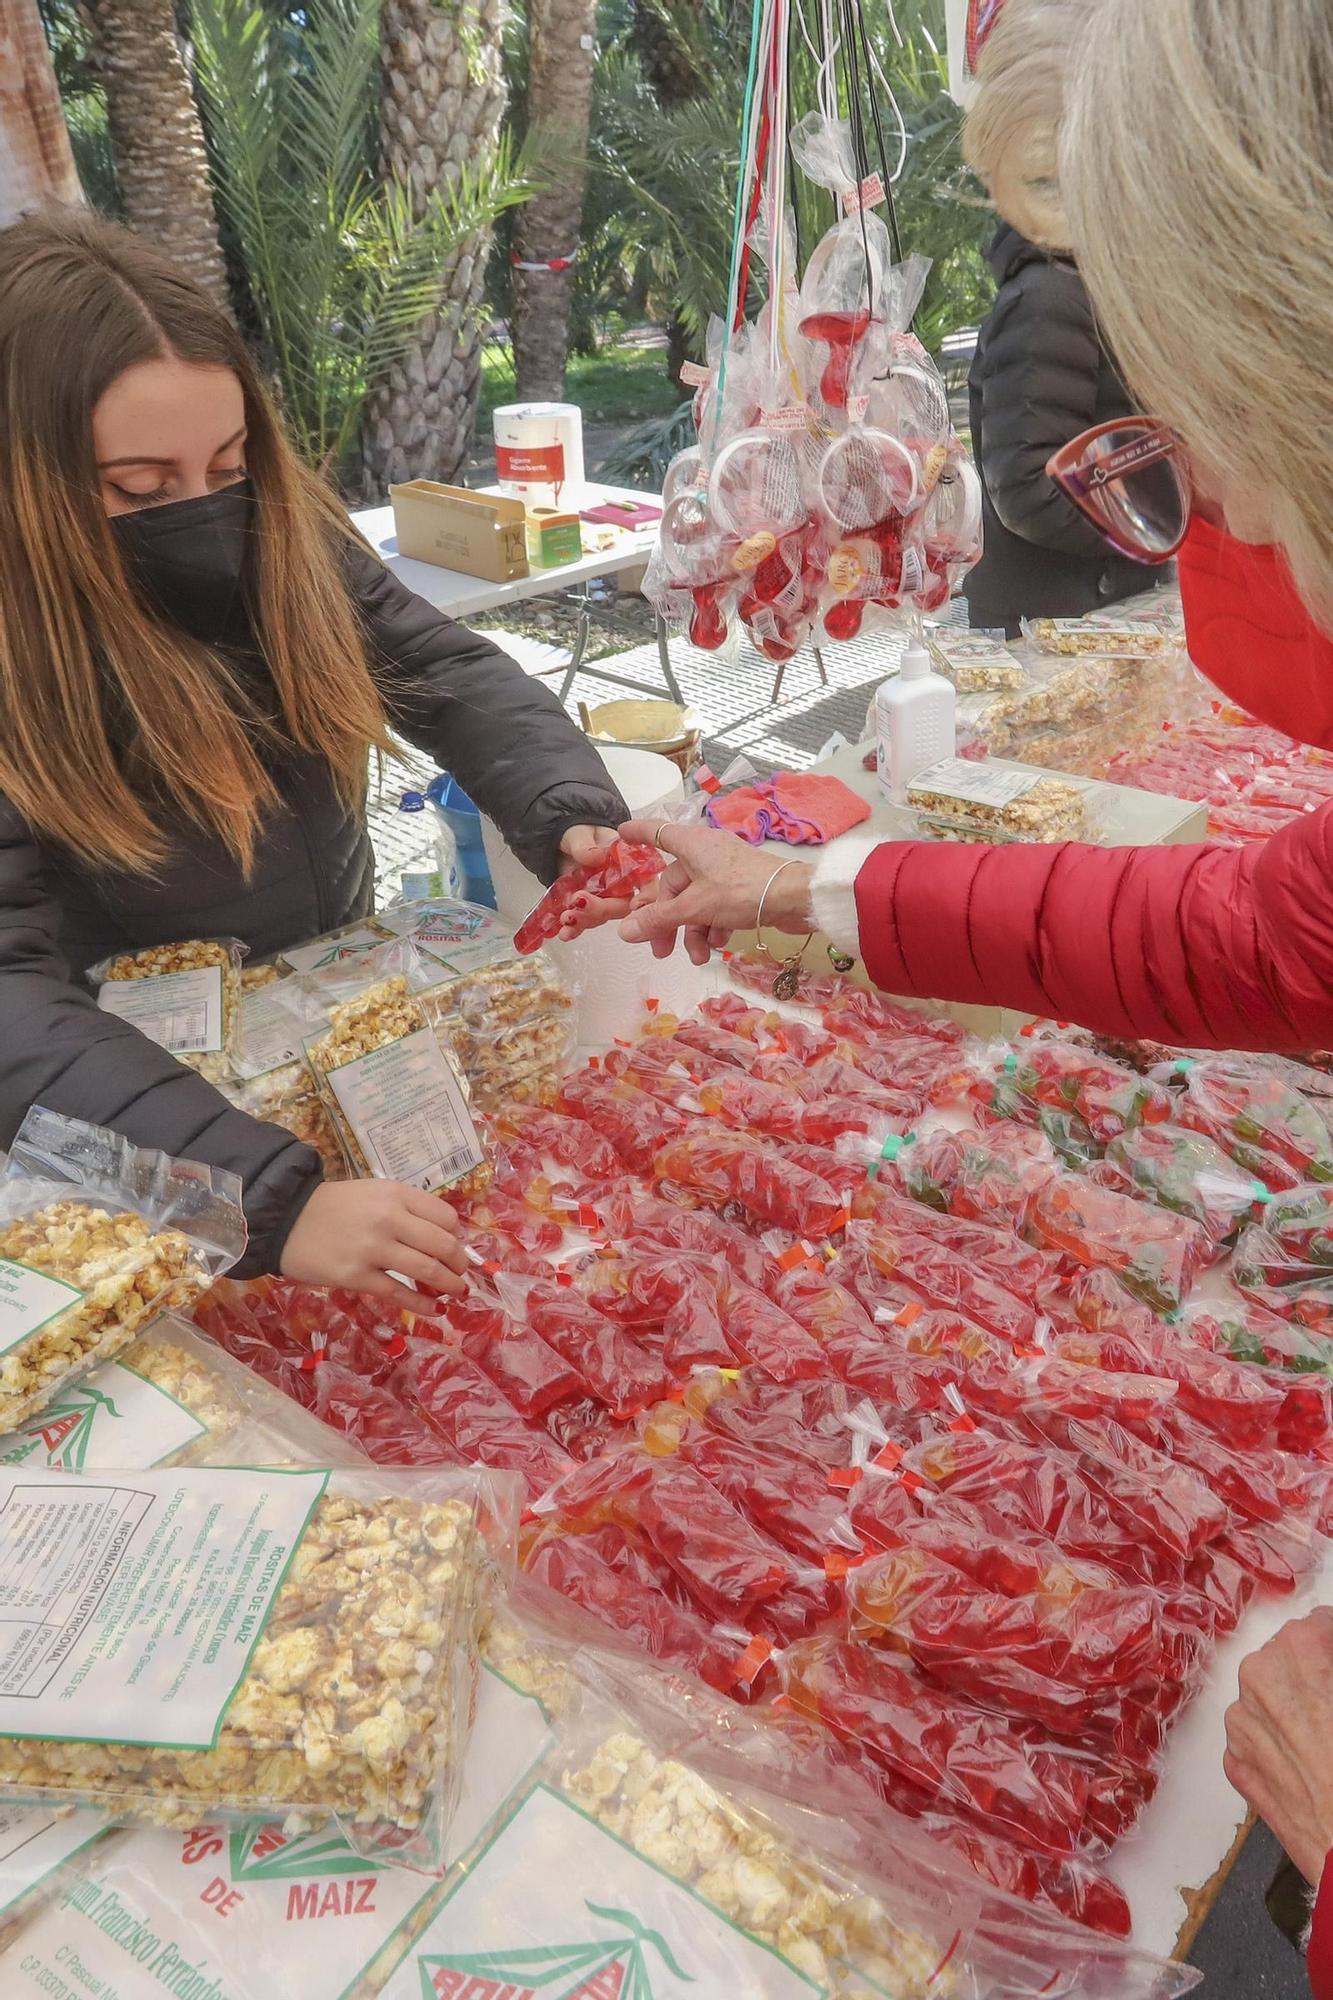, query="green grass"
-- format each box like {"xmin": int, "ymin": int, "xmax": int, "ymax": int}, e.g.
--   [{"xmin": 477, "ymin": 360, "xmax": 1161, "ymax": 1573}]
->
[{"xmin": 477, "ymin": 339, "xmax": 682, "ymax": 427}]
